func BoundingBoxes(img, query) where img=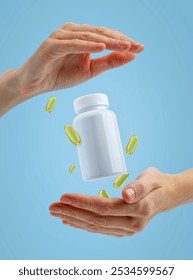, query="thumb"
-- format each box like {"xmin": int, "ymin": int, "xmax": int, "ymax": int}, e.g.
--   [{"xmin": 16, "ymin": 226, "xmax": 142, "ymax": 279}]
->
[
  {"xmin": 122, "ymin": 167, "xmax": 160, "ymax": 204},
  {"xmin": 91, "ymin": 52, "xmax": 136, "ymax": 78}
]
